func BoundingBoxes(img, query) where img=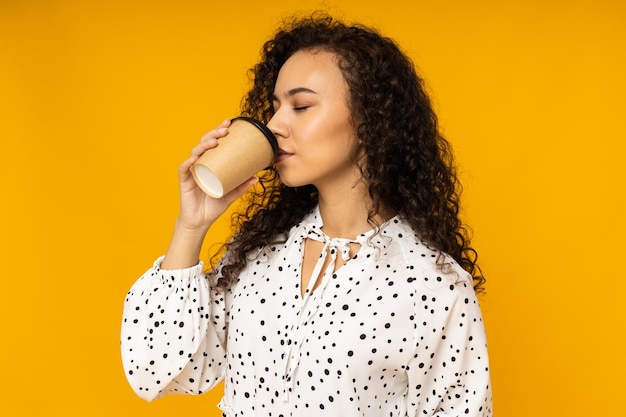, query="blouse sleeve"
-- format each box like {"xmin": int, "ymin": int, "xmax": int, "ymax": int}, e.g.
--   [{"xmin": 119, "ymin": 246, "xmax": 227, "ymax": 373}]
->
[
  {"xmin": 120, "ymin": 257, "xmax": 227, "ymax": 401},
  {"xmin": 406, "ymin": 267, "xmax": 493, "ymax": 416}
]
